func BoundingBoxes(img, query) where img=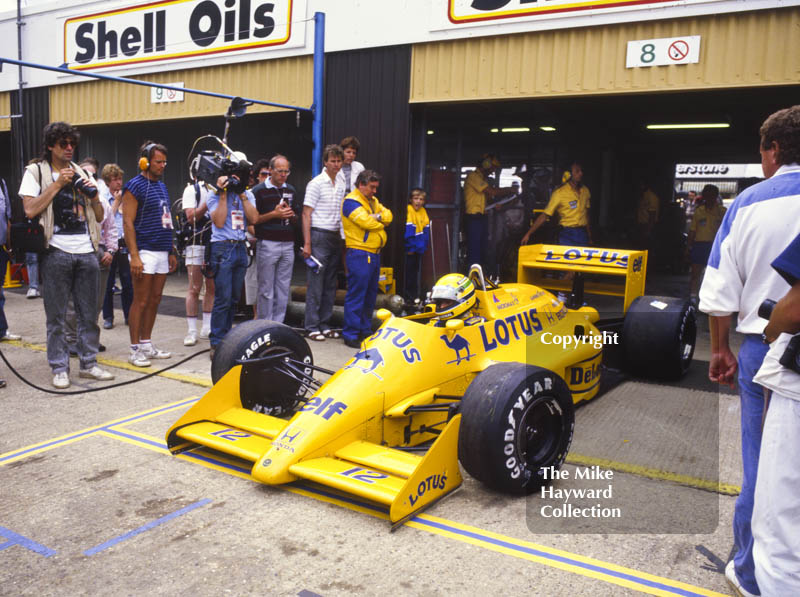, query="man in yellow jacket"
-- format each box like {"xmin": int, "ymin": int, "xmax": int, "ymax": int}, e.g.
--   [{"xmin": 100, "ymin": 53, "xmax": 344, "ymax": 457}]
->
[{"xmin": 341, "ymin": 170, "xmax": 393, "ymax": 348}]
